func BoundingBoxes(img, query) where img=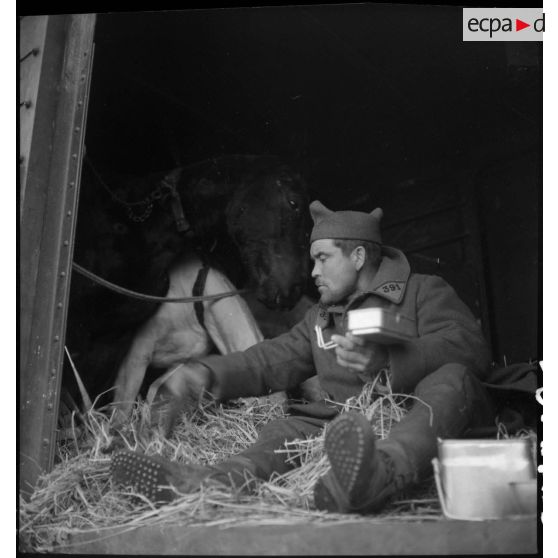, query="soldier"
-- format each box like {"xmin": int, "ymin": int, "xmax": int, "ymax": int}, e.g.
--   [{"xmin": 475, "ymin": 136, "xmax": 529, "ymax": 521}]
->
[{"xmin": 111, "ymin": 200, "xmax": 495, "ymax": 513}]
